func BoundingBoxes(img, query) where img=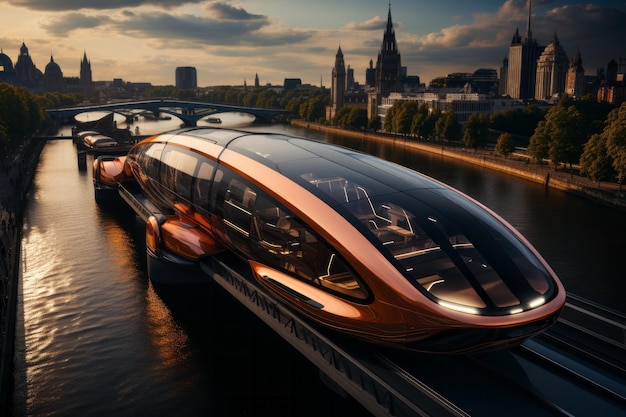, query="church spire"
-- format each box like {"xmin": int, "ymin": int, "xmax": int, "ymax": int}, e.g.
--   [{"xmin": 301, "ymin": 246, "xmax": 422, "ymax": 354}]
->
[
  {"xmin": 381, "ymin": 2, "xmax": 397, "ymax": 53},
  {"xmin": 525, "ymin": 0, "xmax": 533, "ymax": 41}
]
